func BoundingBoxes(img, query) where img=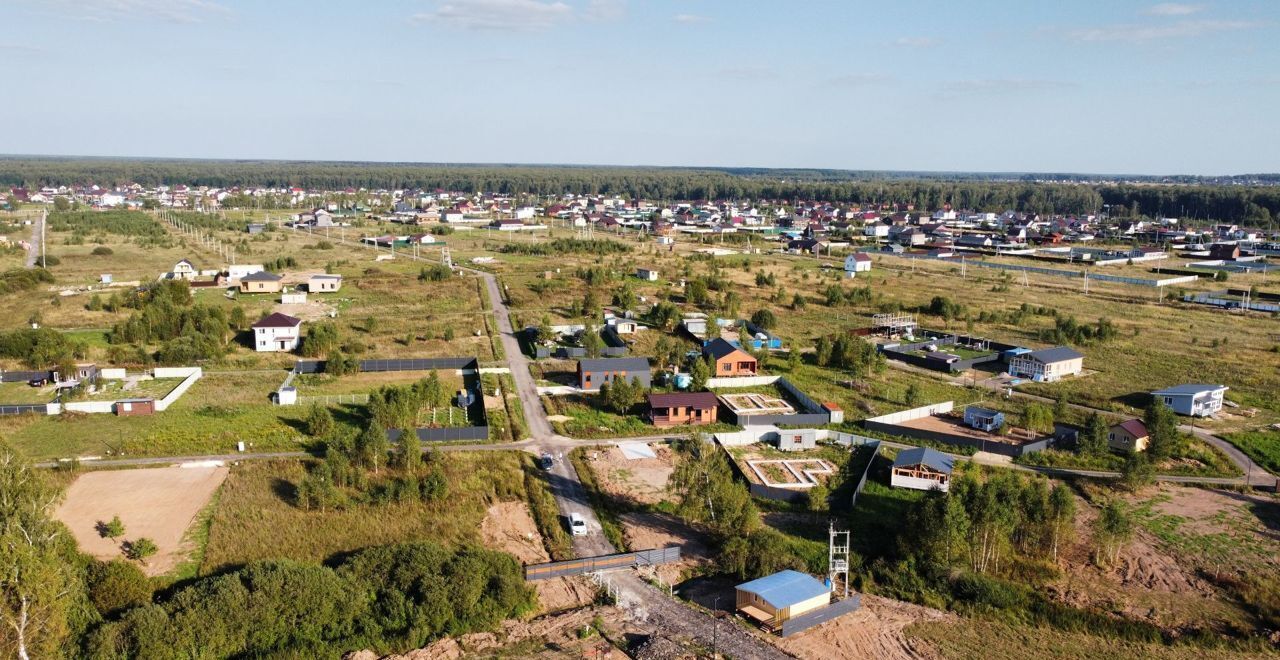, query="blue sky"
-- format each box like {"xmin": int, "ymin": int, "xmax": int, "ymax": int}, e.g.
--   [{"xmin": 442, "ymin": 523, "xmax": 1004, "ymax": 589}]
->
[{"xmin": 1, "ymin": 0, "xmax": 1276, "ymax": 175}]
